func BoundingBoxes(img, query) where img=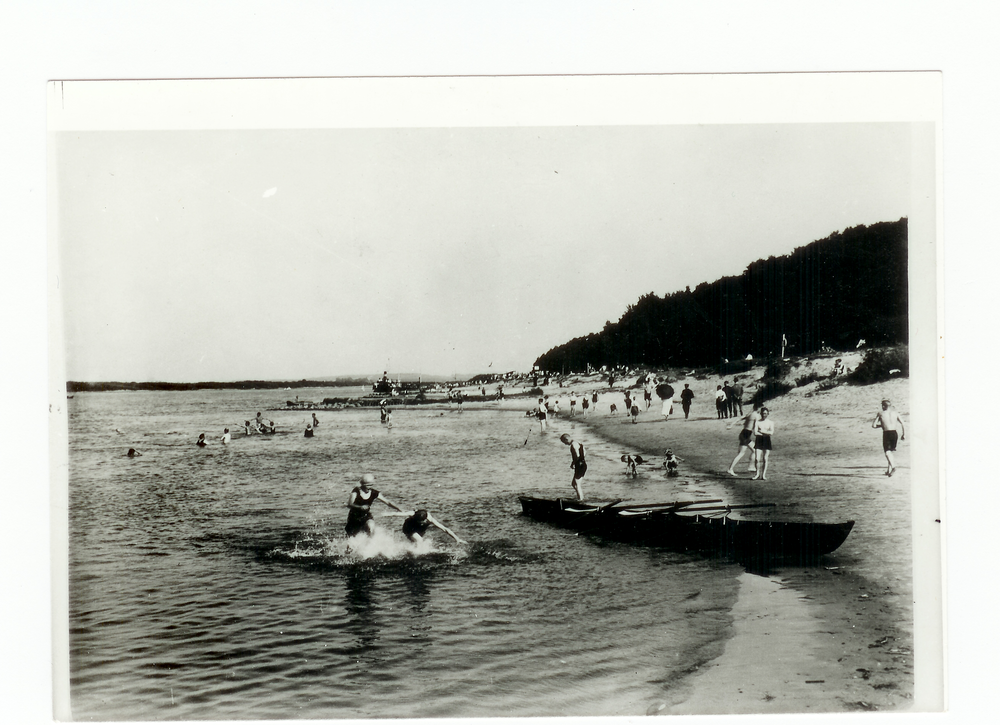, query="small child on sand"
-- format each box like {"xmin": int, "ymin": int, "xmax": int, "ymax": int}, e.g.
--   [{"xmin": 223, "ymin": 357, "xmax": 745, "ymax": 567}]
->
[{"xmin": 663, "ymin": 449, "xmax": 682, "ymax": 477}]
